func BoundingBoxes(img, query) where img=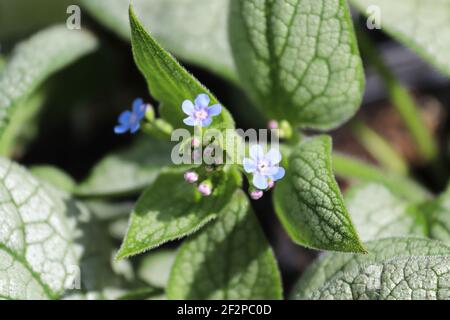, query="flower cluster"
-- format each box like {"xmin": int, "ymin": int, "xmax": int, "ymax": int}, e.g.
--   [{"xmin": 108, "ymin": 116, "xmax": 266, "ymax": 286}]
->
[
  {"xmin": 114, "ymin": 94, "xmax": 286, "ymax": 200},
  {"xmin": 180, "ymin": 94, "xmax": 285, "ymax": 200}
]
